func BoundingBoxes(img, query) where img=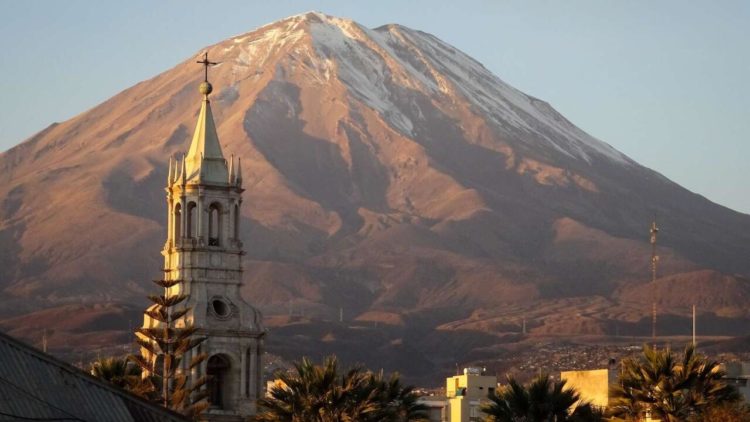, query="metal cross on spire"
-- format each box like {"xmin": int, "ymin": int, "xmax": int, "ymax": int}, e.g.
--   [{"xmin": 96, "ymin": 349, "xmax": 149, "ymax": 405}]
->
[{"xmin": 196, "ymin": 52, "xmax": 219, "ymax": 83}]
